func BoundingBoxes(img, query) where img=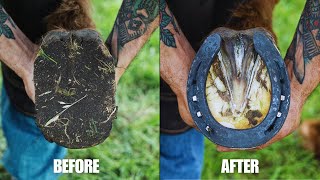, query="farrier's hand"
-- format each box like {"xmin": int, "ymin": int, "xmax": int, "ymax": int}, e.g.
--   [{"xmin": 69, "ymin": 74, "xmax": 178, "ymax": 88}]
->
[
  {"xmin": 21, "ymin": 44, "xmax": 39, "ymax": 103},
  {"xmin": 4, "ymin": 40, "xmax": 38, "ymax": 103},
  {"xmin": 0, "ymin": 6, "xmax": 38, "ymax": 102},
  {"xmin": 159, "ymin": 1, "xmax": 197, "ymax": 128},
  {"xmin": 1, "ymin": 40, "xmax": 38, "ymax": 103},
  {"xmin": 218, "ymin": 0, "xmax": 320, "ymax": 151},
  {"xmin": 160, "ymin": 41, "xmax": 196, "ymax": 128}
]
